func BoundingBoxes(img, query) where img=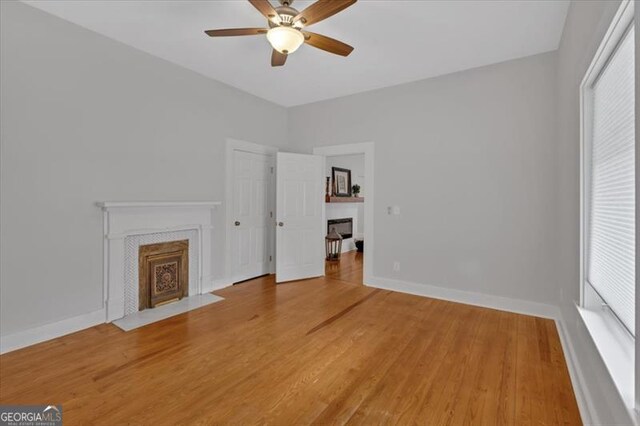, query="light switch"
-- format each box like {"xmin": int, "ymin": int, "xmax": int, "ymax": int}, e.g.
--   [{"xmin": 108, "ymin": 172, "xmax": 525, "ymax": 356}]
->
[{"xmin": 387, "ymin": 206, "xmax": 401, "ymax": 215}]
